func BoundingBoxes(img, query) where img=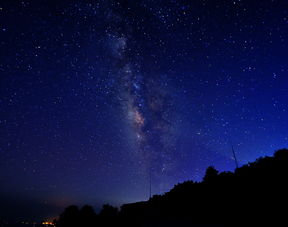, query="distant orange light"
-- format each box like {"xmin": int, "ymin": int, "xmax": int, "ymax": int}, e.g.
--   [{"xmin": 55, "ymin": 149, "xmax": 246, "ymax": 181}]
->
[{"xmin": 42, "ymin": 222, "xmax": 54, "ymax": 226}]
